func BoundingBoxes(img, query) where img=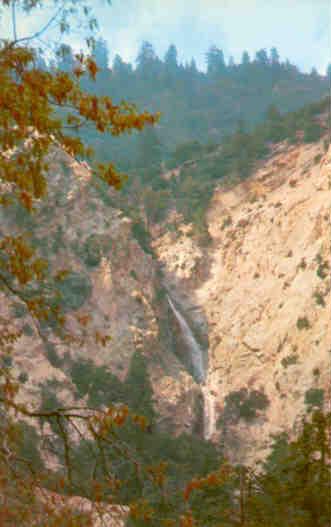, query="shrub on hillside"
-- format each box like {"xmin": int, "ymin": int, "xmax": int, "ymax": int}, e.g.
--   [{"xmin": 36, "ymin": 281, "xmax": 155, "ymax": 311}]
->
[
  {"xmin": 57, "ymin": 272, "xmax": 92, "ymax": 311},
  {"xmin": 304, "ymin": 388, "xmax": 324, "ymax": 409},
  {"xmin": 82, "ymin": 235, "xmax": 103, "ymax": 268},
  {"xmin": 218, "ymin": 387, "xmax": 270, "ymax": 427}
]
